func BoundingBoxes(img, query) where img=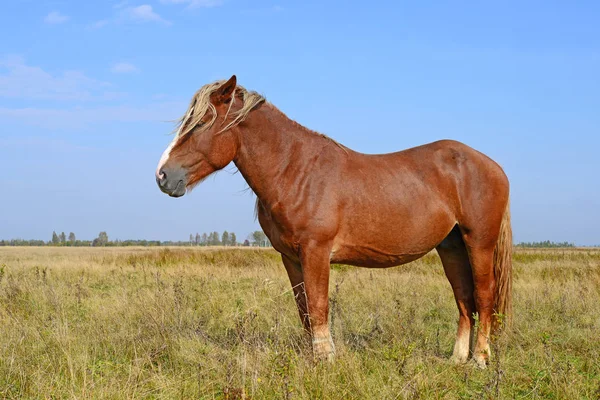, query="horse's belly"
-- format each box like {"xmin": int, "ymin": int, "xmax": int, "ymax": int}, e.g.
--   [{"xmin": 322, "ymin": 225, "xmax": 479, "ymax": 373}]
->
[
  {"xmin": 330, "ymin": 244, "xmax": 431, "ymax": 268},
  {"xmin": 330, "ymin": 210, "xmax": 456, "ymax": 268}
]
